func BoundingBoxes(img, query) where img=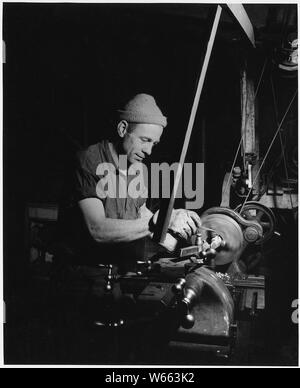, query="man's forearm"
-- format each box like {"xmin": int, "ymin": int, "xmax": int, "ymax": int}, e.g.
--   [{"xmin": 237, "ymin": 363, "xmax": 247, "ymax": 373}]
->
[{"xmin": 89, "ymin": 215, "xmax": 153, "ymax": 244}]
